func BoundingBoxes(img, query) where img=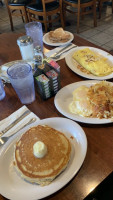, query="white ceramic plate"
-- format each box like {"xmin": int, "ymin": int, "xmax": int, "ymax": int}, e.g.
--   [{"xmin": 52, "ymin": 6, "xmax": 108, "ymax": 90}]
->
[
  {"xmin": 54, "ymin": 81, "xmax": 113, "ymax": 124},
  {"xmin": 0, "ymin": 117, "xmax": 87, "ymax": 200},
  {"xmin": 43, "ymin": 31, "xmax": 74, "ymax": 46},
  {"xmin": 65, "ymin": 46, "xmax": 113, "ymax": 80},
  {"xmin": 0, "ymin": 60, "xmax": 34, "ymax": 83}
]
